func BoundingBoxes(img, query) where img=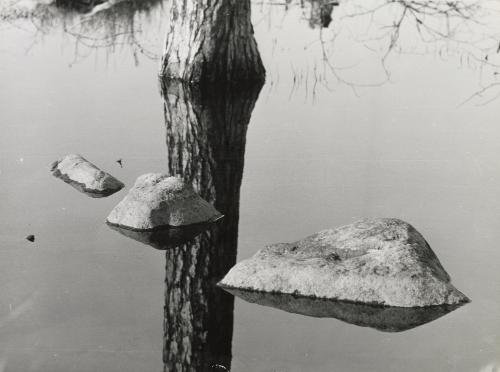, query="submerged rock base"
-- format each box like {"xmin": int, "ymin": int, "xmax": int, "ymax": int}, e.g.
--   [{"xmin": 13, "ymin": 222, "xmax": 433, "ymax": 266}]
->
[
  {"xmin": 51, "ymin": 154, "xmax": 124, "ymax": 197},
  {"xmin": 107, "ymin": 221, "xmax": 215, "ymax": 250},
  {"xmin": 225, "ymin": 288, "xmax": 464, "ymax": 332},
  {"xmin": 106, "ymin": 174, "xmax": 223, "ymax": 231},
  {"xmin": 219, "ymin": 218, "xmax": 469, "ymax": 307}
]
